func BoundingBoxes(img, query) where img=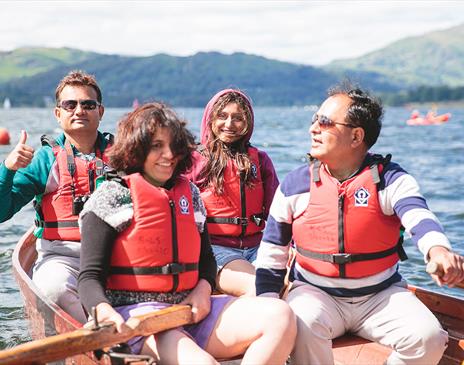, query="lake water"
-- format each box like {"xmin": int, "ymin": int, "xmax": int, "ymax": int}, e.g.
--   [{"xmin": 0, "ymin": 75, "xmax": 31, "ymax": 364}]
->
[{"xmin": 0, "ymin": 106, "xmax": 463, "ymax": 350}]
